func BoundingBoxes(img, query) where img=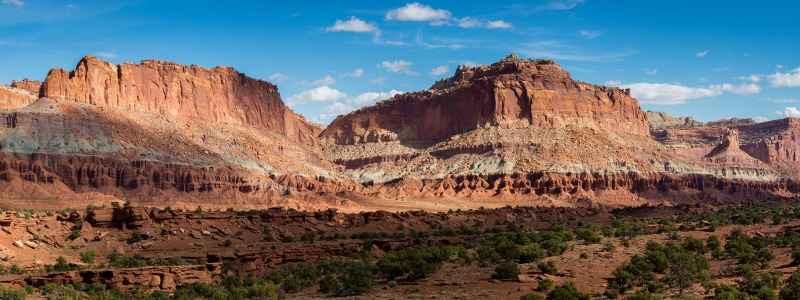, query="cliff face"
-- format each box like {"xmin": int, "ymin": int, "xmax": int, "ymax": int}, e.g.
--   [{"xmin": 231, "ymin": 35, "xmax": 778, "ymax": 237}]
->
[
  {"xmin": 41, "ymin": 55, "xmax": 320, "ymax": 145},
  {"xmin": 646, "ymin": 111, "xmax": 702, "ymax": 130},
  {"xmin": 10, "ymin": 78, "xmax": 42, "ymax": 94},
  {"xmin": 0, "ymin": 84, "xmax": 36, "ymax": 110},
  {"xmin": 321, "ymin": 54, "xmax": 648, "ymax": 145}
]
